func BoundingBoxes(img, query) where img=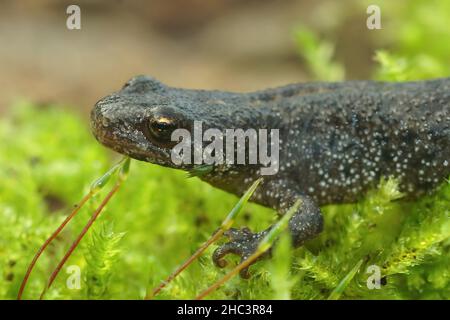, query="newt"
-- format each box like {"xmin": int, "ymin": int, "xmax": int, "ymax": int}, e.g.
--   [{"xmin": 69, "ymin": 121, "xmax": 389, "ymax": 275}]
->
[{"xmin": 91, "ymin": 76, "xmax": 450, "ymax": 277}]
